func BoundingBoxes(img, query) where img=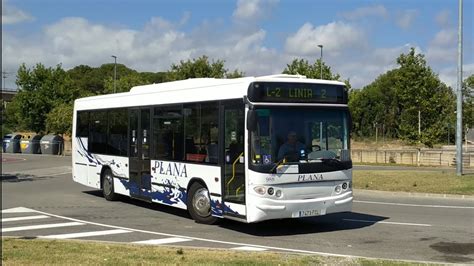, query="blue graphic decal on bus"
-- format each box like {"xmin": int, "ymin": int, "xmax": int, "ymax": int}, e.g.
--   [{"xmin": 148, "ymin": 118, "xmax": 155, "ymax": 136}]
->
[
  {"xmin": 118, "ymin": 178, "xmax": 187, "ymax": 207},
  {"xmin": 75, "ymin": 137, "xmax": 127, "ymax": 178},
  {"xmin": 210, "ymin": 199, "xmax": 239, "ymax": 216}
]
